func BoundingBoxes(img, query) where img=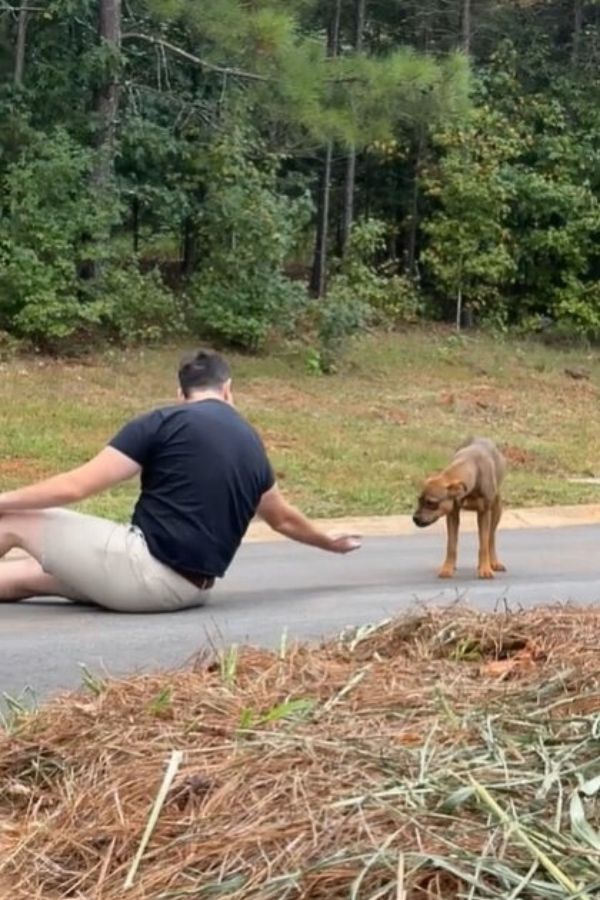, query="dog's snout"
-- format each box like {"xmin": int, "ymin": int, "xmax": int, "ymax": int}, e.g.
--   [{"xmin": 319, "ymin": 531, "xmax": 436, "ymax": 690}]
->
[{"xmin": 413, "ymin": 514, "xmax": 426, "ymax": 528}]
